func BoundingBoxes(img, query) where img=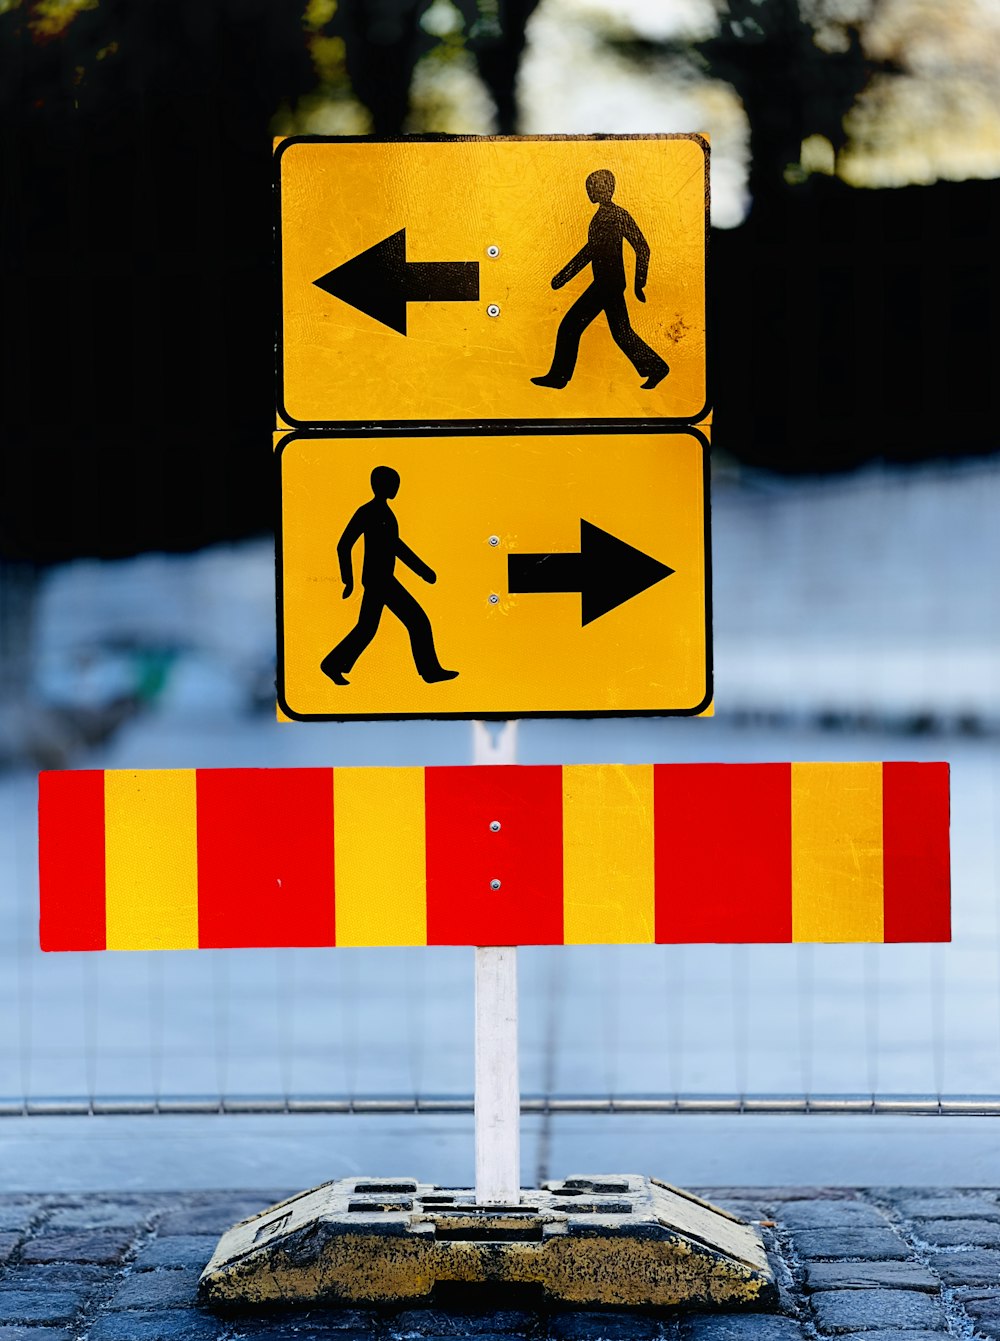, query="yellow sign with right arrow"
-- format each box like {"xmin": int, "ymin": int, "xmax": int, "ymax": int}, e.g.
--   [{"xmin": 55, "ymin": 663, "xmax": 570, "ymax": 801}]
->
[{"xmin": 277, "ymin": 428, "xmax": 710, "ymax": 721}]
